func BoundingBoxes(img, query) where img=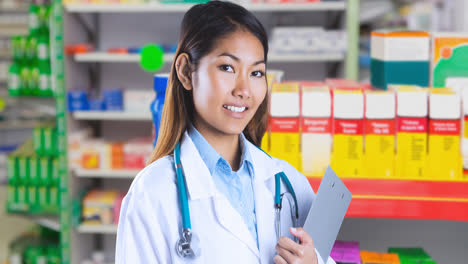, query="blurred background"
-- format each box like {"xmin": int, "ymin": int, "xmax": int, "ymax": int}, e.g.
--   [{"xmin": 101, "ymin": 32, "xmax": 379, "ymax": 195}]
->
[{"xmin": 1, "ymin": 0, "xmax": 468, "ymax": 263}]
